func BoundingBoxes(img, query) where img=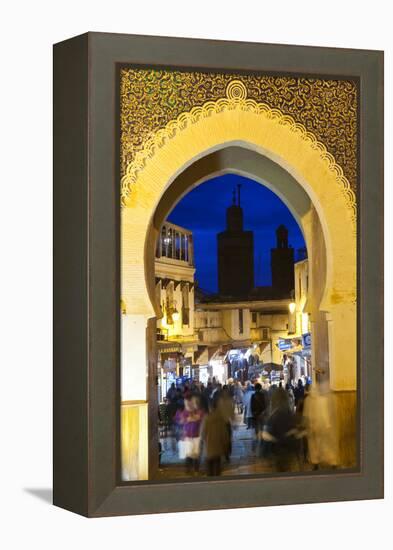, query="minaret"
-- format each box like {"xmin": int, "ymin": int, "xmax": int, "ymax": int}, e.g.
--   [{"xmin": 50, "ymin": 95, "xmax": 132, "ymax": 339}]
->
[
  {"xmin": 217, "ymin": 186, "xmax": 254, "ymax": 297},
  {"xmin": 270, "ymin": 225, "xmax": 294, "ymax": 297}
]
